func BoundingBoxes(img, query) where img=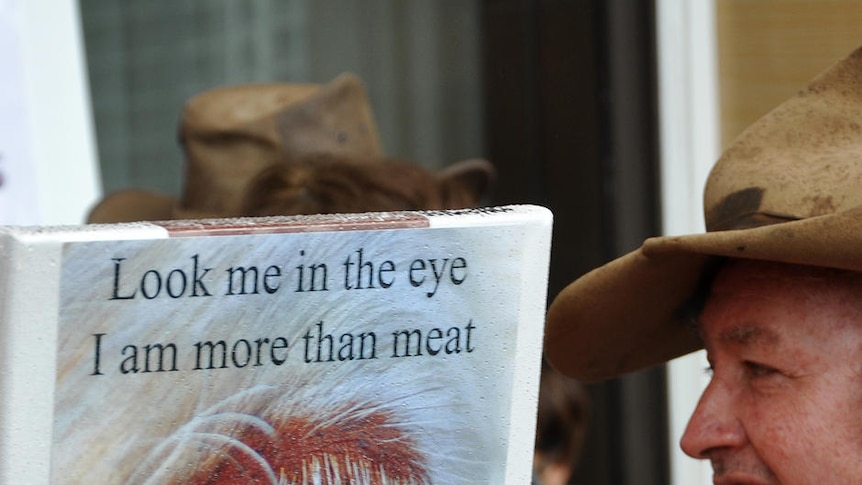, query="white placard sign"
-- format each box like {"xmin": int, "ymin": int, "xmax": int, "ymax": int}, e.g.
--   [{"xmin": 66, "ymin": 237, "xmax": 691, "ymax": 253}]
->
[{"xmin": 0, "ymin": 206, "xmax": 552, "ymax": 484}]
